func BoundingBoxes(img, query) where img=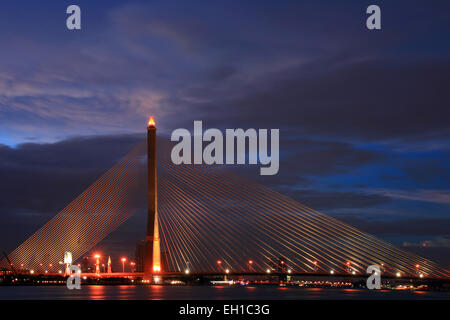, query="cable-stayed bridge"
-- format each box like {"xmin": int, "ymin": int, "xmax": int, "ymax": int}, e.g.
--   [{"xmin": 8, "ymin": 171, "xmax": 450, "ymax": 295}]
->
[{"xmin": 1, "ymin": 139, "xmax": 449, "ymax": 279}]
